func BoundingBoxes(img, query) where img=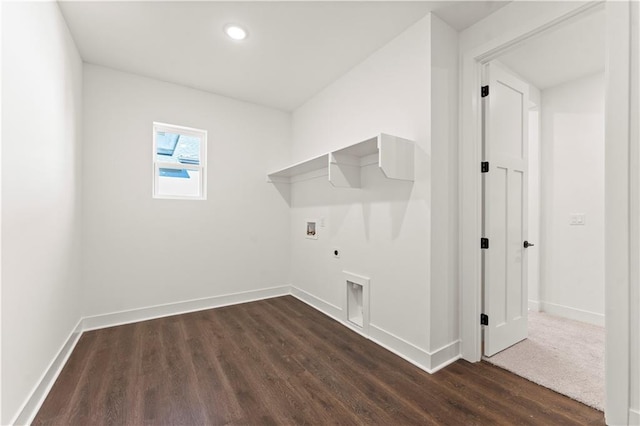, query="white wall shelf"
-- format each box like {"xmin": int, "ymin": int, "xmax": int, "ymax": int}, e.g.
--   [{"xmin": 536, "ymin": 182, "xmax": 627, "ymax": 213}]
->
[{"xmin": 267, "ymin": 134, "xmax": 415, "ymax": 188}]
